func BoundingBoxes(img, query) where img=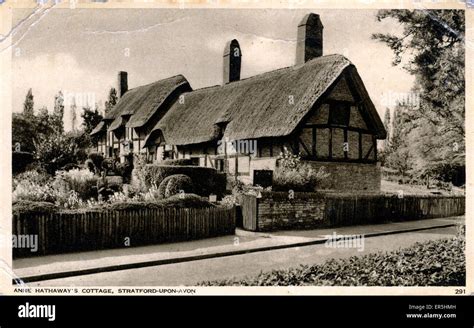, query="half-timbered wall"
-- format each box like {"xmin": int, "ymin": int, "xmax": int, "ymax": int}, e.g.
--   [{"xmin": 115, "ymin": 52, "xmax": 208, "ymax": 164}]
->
[{"xmin": 294, "ymin": 73, "xmax": 377, "ymax": 163}]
